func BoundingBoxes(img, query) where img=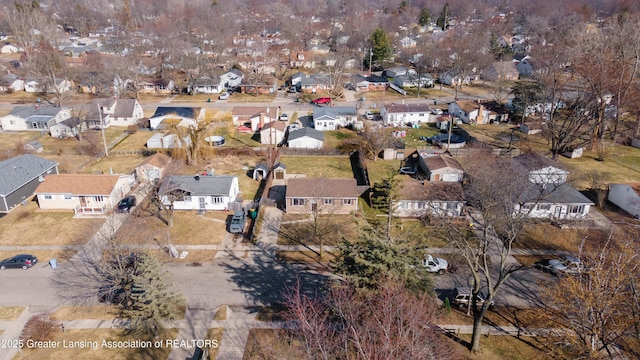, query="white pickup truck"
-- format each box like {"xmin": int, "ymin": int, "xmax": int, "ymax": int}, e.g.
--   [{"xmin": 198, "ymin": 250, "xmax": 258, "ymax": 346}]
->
[{"xmin": 423, "ymin": 255, "xmax": 448, "ymax": 275}]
